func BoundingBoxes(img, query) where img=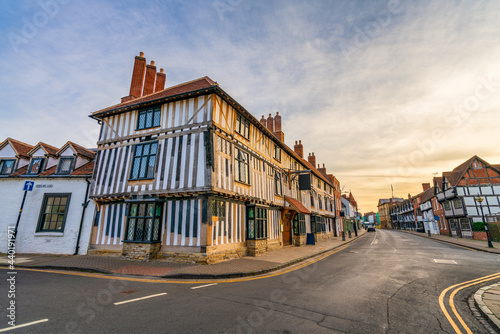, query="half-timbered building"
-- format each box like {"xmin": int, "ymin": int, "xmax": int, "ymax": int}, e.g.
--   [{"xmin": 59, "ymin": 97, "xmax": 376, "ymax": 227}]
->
[{"xmin": 89, "ymin": 53, "xmax": 340, "ymax": 262}]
